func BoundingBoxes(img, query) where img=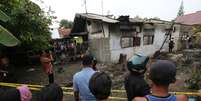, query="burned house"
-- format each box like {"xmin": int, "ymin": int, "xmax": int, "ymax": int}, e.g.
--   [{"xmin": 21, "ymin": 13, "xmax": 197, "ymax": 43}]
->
[{"xmin": 71, "ymin": 13, "xmax": 182, "ymax": 63}]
